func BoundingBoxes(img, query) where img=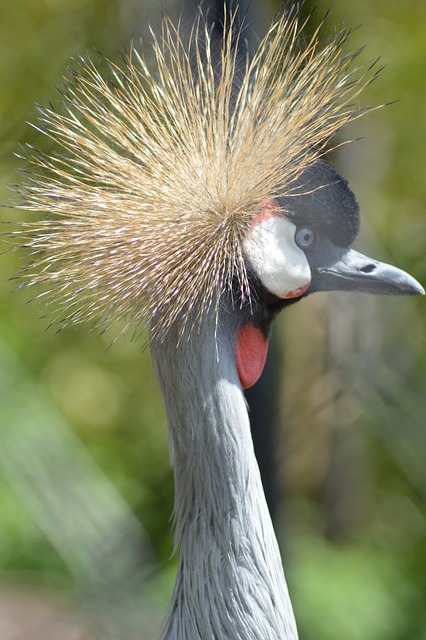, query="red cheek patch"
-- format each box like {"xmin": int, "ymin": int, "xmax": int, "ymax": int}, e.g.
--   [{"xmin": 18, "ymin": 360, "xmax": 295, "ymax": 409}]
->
[
  {"xmin": 252, "ymin": 198, "xmax": 280, "ymax": 226},
  {"xmin": 285, "ymin": 282, "xmax": 310, "ymax": 299},
  {"xmin": 235, "ymin": 324, "xmax": 269, "ymax": 390}
]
